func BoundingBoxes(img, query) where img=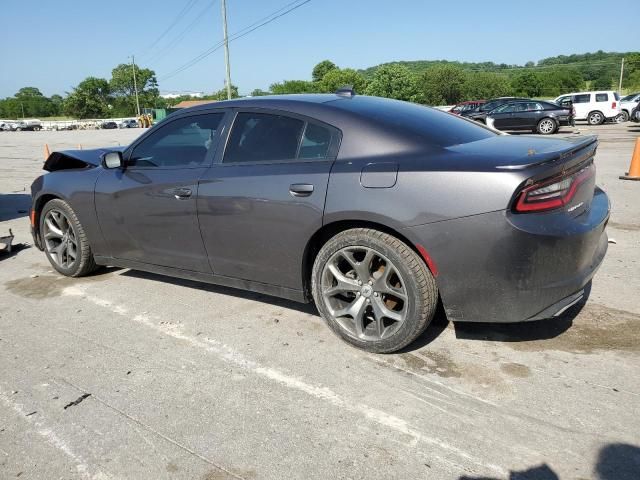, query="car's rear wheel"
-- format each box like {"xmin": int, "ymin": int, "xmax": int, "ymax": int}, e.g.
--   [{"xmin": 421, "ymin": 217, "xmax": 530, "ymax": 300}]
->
[
  {"xmin": 312, "ymin": 228, "xmax": 438, "ymax": 353},
  {"xmin": 587, "ymin": 111, "xmax": 604, "ymax": 125},
  {"xmin": 40, "ymin": 199, "xmax": 98, "ymax": 277},
  {"xmin": 537, "ymin": 117, "xmax": 557, "ymax": 135}
]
